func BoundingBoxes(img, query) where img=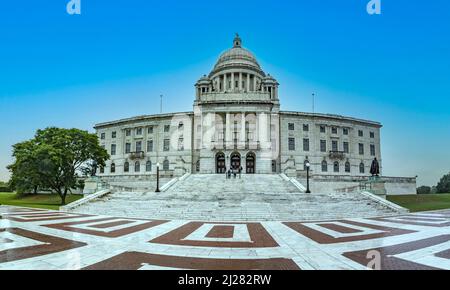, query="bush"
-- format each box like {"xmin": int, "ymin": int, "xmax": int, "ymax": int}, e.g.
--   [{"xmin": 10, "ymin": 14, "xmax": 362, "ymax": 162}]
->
[
  {"xmin": 0, "ymin": 186, "xmax": 12, "ymax": 192},
  {"xmin": 436, "ymin": 173, "xmax": 450, "ymax": 194},
  {"xmin": 417, "ymin": 186, "xmax": 431, "ymax": 195}
]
